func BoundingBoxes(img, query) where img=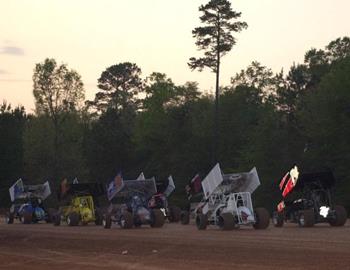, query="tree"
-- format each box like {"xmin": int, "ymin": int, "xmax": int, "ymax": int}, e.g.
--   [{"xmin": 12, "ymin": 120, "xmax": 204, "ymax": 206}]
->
[
  {"xmin": 32, "ymin": 58, "xmax": 85, "ymax": 180},
  {"xmin": 0, "ymin": 102, "xmax": 27, "ymax": 205},
  {"xmin": 231, "ymin": 61, "xmax": 274, "ymax": 89},
  {"xmin": 33, "ymin": 58, "xmax": 85, "ymax": 116},
  {"xmin": 299, "ymin": 56, "xmax": 350, "ymax": 210},
  {"xmin": 24, "ymin": 114, "xmax": 88, "ymax": 184},
  {"xmin": 188, "ymin": 0, "xmax": 247, "ymax": 162},
  {"xmin": 89, "ymin": 62, "xmax": 143, "ymax": 113},
  {"xmin": 85, "ymin": 108, "xmax": 136, "ymax": 182}
]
